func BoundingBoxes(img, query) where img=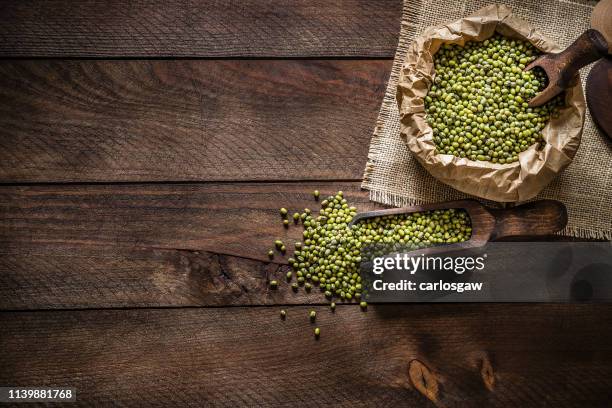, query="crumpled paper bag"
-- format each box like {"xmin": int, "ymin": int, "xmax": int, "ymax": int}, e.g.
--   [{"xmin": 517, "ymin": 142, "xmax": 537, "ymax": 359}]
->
[{"xmin": 396, "ymin": 4, "xmax": 586, "ymax": 202}]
